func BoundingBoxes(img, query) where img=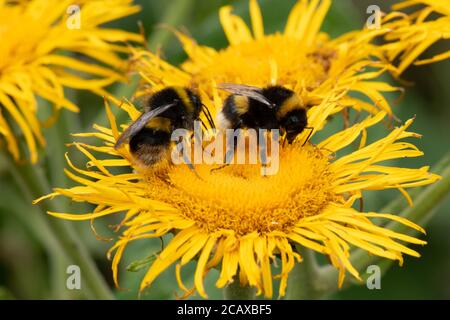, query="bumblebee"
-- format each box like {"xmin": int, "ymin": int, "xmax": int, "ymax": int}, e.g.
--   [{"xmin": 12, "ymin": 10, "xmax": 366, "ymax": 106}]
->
[
  {"xmin": 115, "ymin": 86, "xmax": 213, "ymax": 167},
  {"xmin": 217, "ymin": 83, "xmax": 312, "ymax": 144}
]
